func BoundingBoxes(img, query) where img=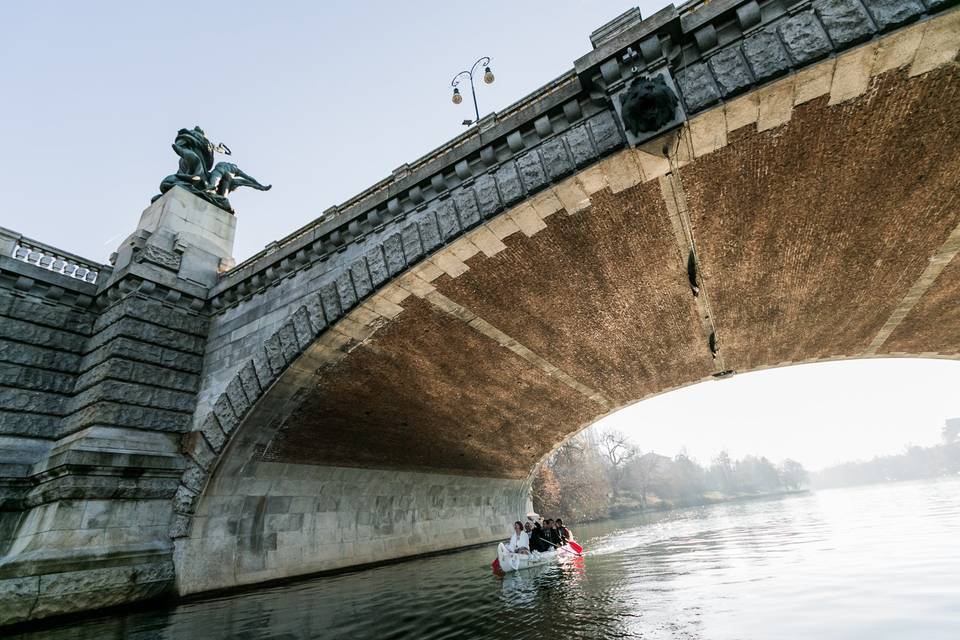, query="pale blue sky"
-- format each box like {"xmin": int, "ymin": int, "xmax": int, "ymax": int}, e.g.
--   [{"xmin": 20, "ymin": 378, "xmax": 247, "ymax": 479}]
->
[
  {"xmin": 3, "ymin": 2, "xmax": 957, "ymax": 468},
  {"xmin": 1, "ymin": 0, "xmax": 665, "ymax": 262}
]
